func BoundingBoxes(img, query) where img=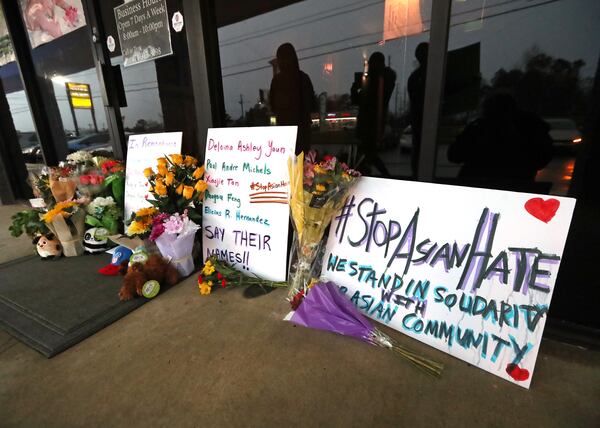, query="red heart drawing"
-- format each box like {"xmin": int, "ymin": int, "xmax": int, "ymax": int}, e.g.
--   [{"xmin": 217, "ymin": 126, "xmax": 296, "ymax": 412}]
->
[
  {"xmin": 506, "ymin": 363, "xmax": 530, "ymax": 381},
  {"xmin": 524, "ymin": 198, "xmax": 560, "ymax": 223}
]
